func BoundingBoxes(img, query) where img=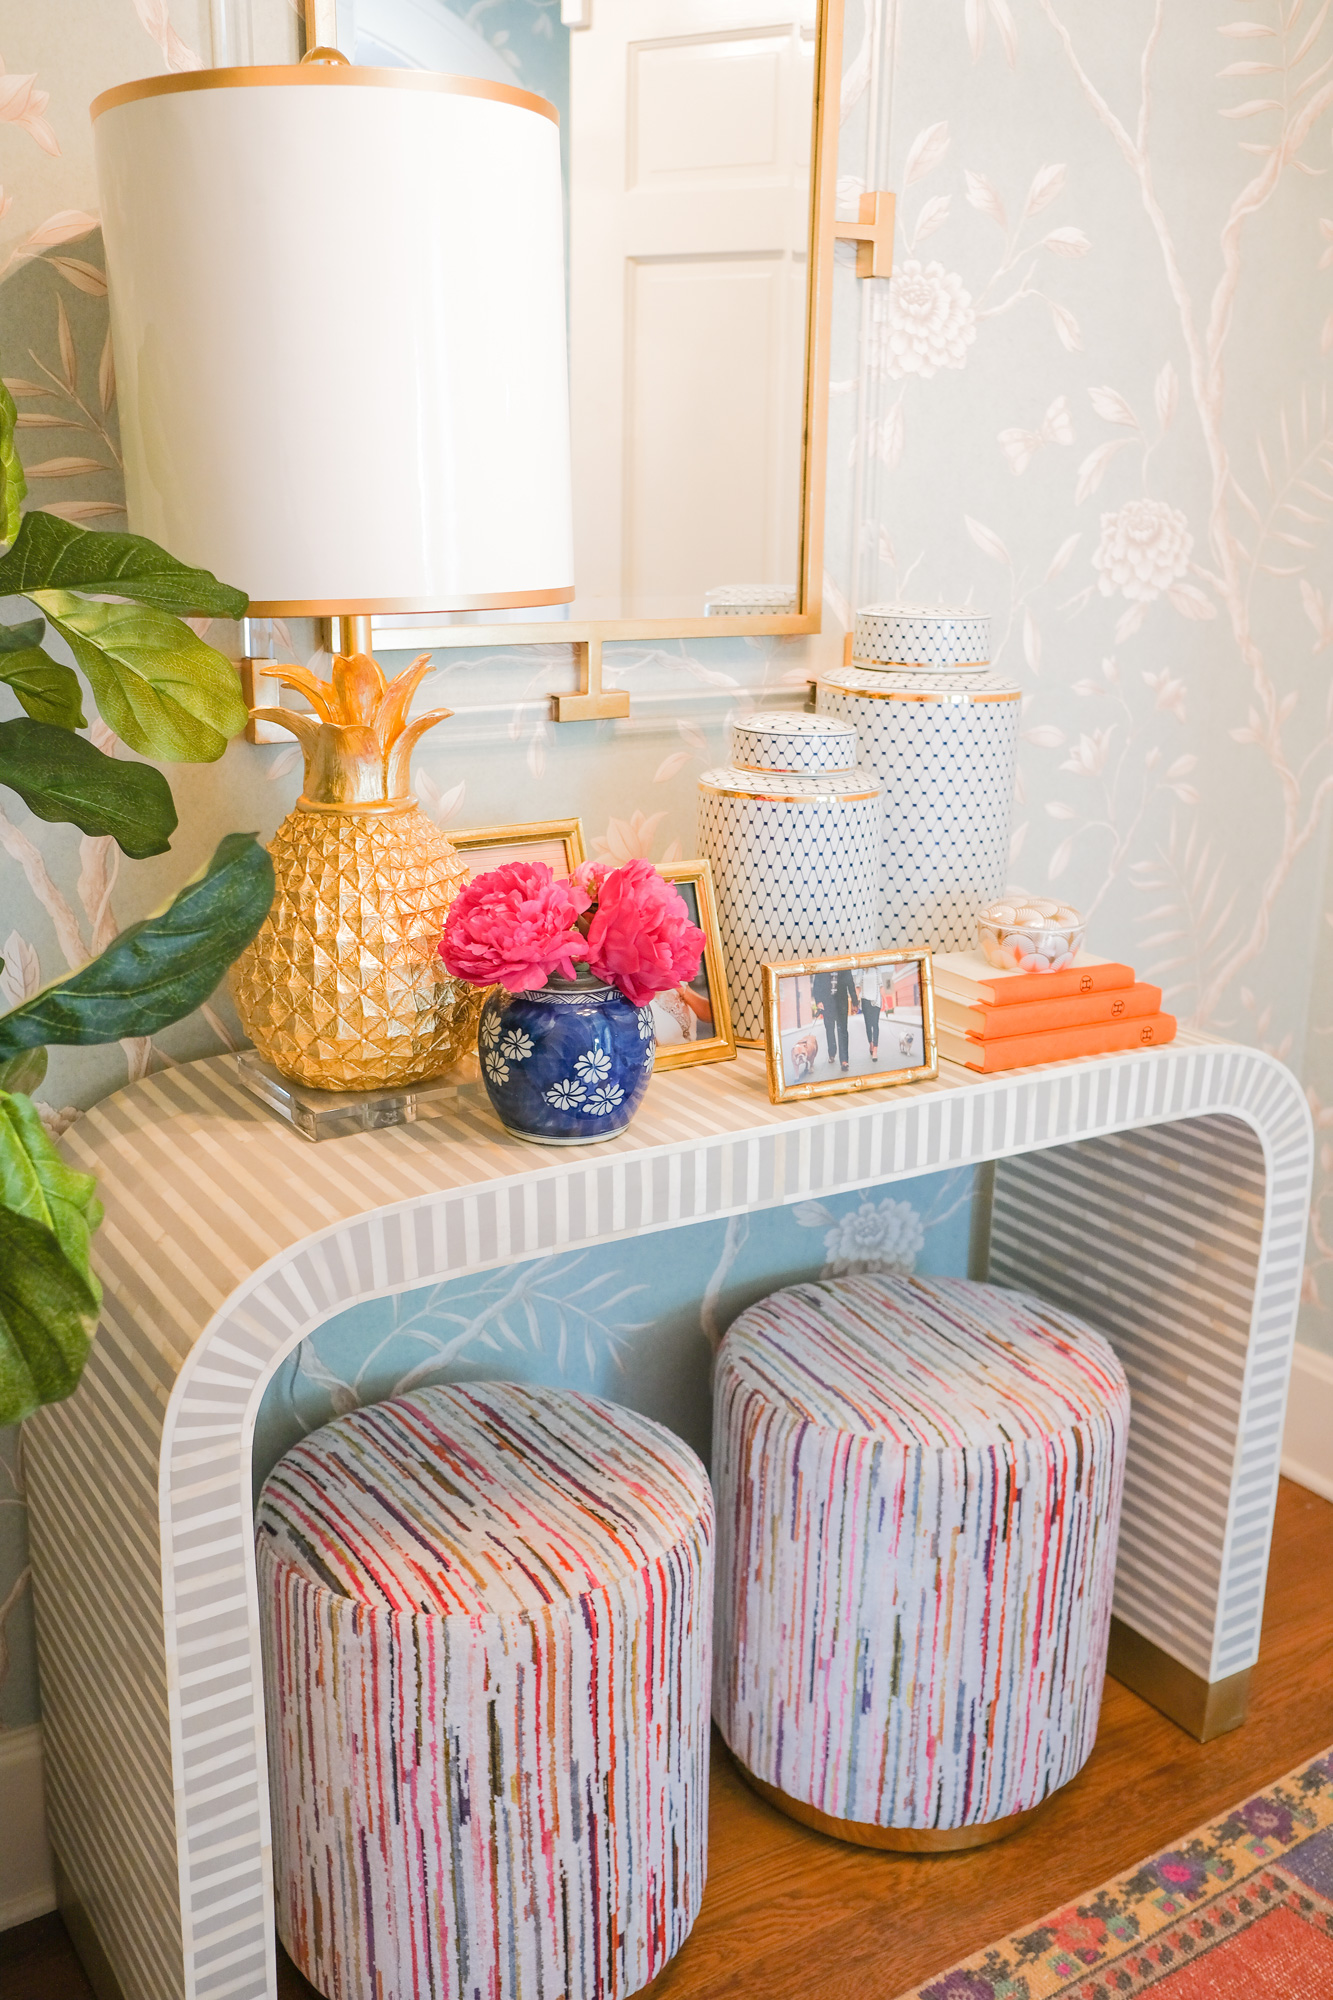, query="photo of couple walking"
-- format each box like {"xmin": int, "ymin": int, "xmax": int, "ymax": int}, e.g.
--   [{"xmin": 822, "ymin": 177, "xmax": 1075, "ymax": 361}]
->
[{"xmin": 777, "ymin": 959, "xmax": 925, "ymax": 1091}]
